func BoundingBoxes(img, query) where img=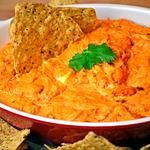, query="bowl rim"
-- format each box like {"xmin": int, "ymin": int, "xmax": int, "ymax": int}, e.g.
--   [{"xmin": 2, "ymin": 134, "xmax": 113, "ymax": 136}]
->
[
  {"xmin": 0, "ymin": 3, "xmax": 150, "ymax": 23},
  {"xmin": 0, "ymin": 3, "xmax": 150, "ymax": 127},
  {"xmin": 66, "ymin": 3, "xmax": 150, "ymax": 11},
  {"xmin": 1, "ymin": 102, "xmax": 150, "ymax": 127}
]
